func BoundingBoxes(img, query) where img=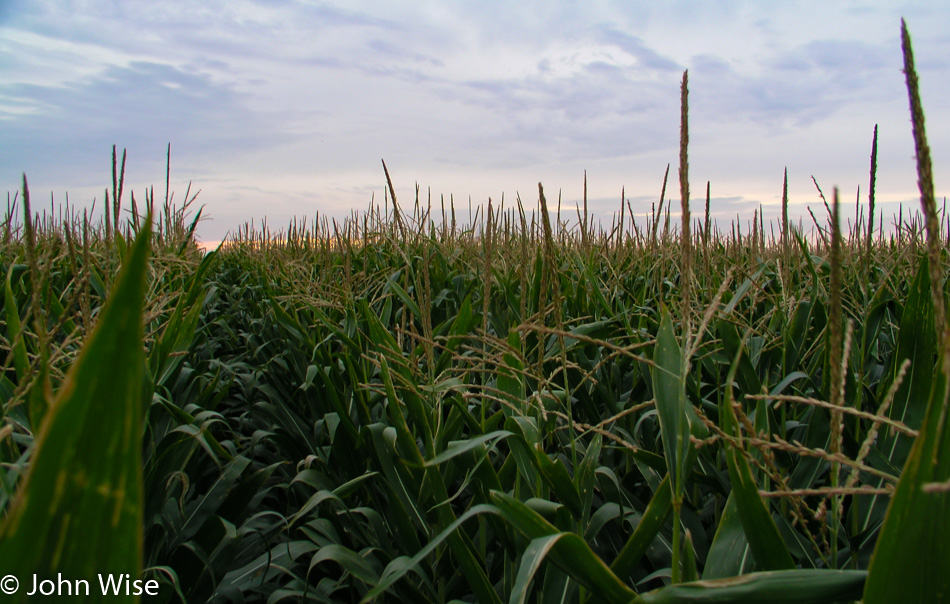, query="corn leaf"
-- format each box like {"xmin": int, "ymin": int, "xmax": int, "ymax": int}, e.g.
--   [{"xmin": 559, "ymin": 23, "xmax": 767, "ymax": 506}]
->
[
  {"xmin": 702, "ymin": 493, "xmax": 752, "ymax": 580},
  {"xmin": 491, "ymin": 491, "xmax": 638, "ymax": 604},
  {"xmin": 720, "ymin": 341, "xmax": 795, "ymax": 571},
  {"xmin": 864, "ymin": 334, "xmax": 950, "ymax": 601},
  {"xmin": 0, "ymin": 220, "xmax": 151, "ymax": 603},
  {"xmin": 638, "ymin": 569, "xmax": 866, "ymax": 603},
  {"xmin": 652, "ymin": 309, "xmax": 692, "ymax": 492},
  {"xmin": 610, "ymin": 473, "xmax": 672, "ymax": 581}
]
